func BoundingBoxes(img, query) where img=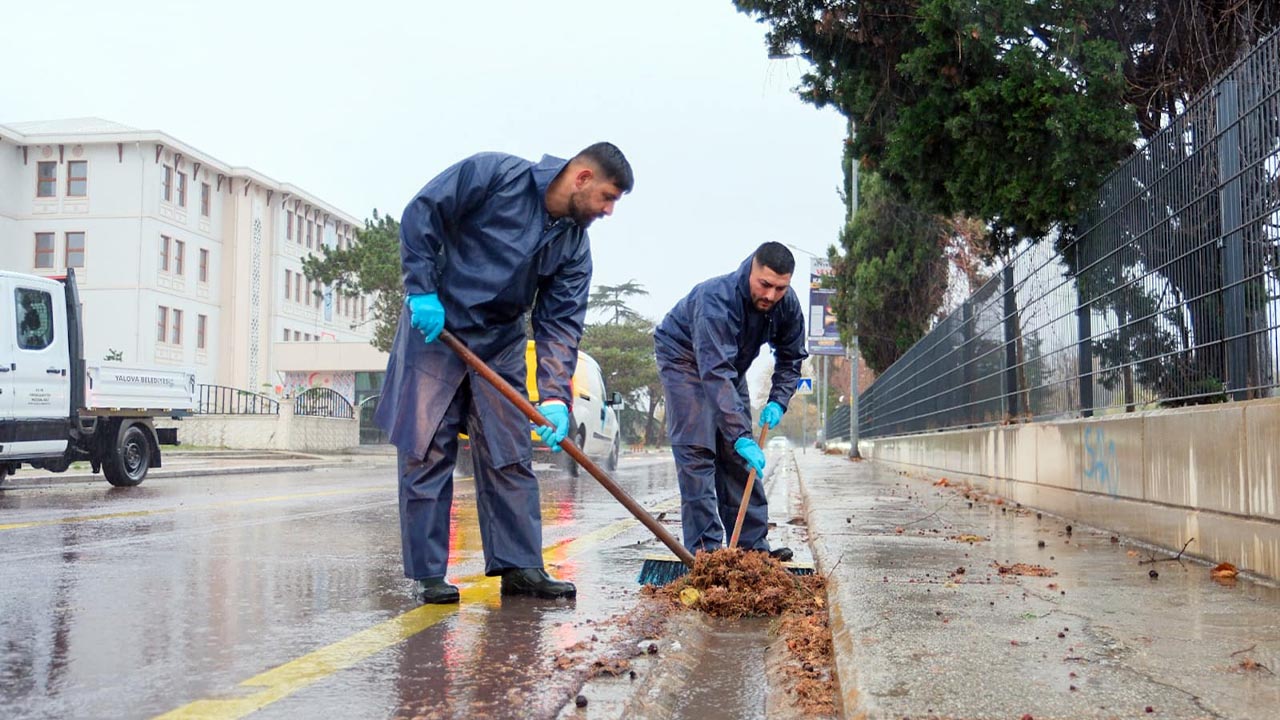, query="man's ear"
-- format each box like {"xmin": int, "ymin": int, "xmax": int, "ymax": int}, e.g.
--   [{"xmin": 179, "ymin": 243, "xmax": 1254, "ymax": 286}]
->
[{"xmin": 575, "ymin": 167, "xmax": 595, "ymax": 189}]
